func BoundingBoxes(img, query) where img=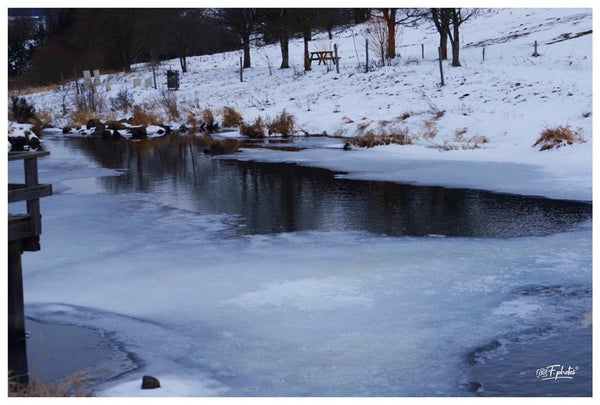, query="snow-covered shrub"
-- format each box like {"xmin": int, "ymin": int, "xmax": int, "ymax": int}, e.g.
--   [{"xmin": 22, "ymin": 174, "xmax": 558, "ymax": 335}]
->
[
  {"xmin": 110, "ymin": 88, "xmax": 134, "ymax": 114},
  {"xmin": 158, "ymin": 87, "xmax": 179, "ymax": 120},
  {"xmin": 267, "ymin": 110, "xmax": 295, "ymax": 137},
  {"xmin": 220, "ymin": 106, "xmax": 244, "ymax": 128},
  {"xmin": 73, "ymin": 86, "xmax": 106, "ymax": 115},
  {"xmin": 533, "ymin": 126, "xmax": 584, "ymax": 151},
  {"xmin": 240, "ymin": 117, "xmax": 265, "ymax": 138}
]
